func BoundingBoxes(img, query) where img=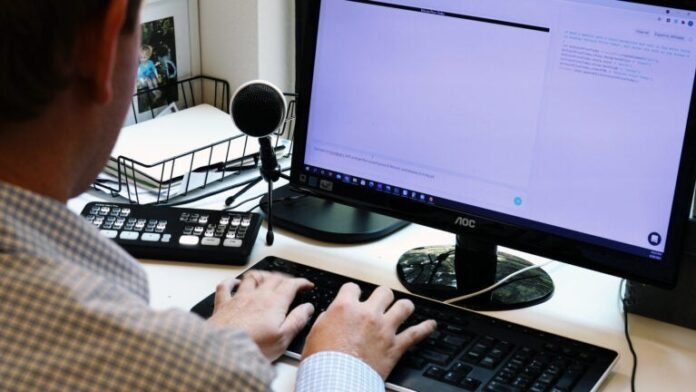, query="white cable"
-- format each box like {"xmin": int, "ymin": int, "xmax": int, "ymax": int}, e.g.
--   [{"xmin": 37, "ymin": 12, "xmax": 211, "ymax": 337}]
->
[{"xmin": 443, "ymin": 260, "xmax": 554, "ymax": 305}]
